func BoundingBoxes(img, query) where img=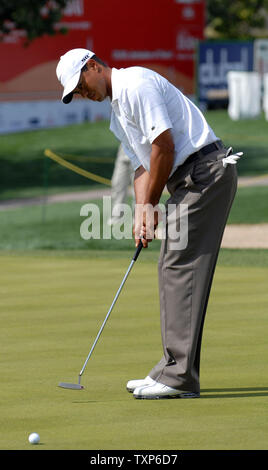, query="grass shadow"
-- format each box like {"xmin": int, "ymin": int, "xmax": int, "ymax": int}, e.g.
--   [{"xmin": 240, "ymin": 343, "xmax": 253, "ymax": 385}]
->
[{"xmin": 200, "ymin": 387, "xmax": 268, "ymax": 399}]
